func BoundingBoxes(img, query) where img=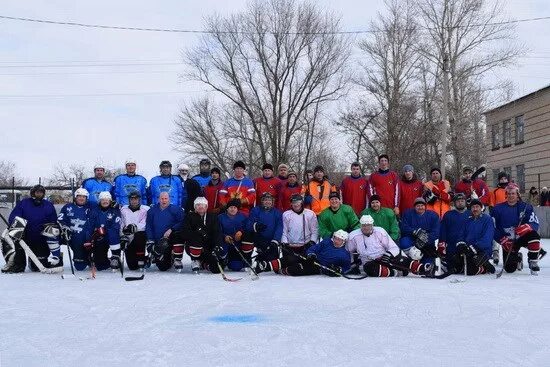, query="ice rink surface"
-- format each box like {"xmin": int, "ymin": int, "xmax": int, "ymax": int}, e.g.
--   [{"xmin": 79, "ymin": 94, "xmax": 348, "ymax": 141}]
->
[{"xmin": 0, "ymin": 241, "xmax": 549, "ymax": 367}]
